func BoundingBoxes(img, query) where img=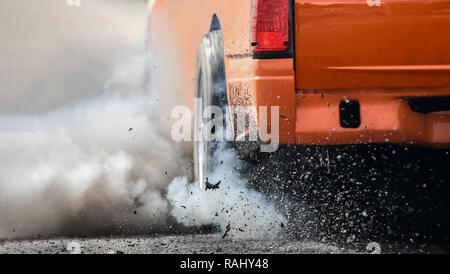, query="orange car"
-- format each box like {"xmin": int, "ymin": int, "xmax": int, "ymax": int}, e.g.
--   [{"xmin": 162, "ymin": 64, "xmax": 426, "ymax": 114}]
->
[{"xmin": 148, "ymin": 0, "xmax": 450, "ymax": 187}]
